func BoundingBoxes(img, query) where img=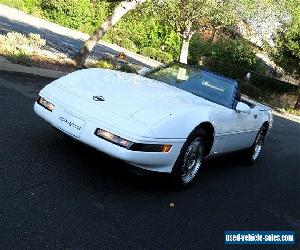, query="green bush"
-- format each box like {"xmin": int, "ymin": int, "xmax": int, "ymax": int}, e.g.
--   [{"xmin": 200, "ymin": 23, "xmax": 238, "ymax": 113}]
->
[
  {"xmin": 0, "ymin": 32, "xmax": 47, "ymax": 66},
  {"xmin": 261, "ymin": 93, "xmax": 298, "ymax": 111},
  {"xmin": 0, "ymin": 0, "xmax": 27, "ymax": 10},
  {"xmin": 117, "ymin": 38, "xmax": 138, "ymax": 52},
  {"xmin": 189, "ymin": 35, "xmax": 259, "ymax": 72},
  {"xmin": 250, "ymin": 74, "xmax": 299, "ymax": 96},
  {"xmin": 104, "ymin": 8, "xmax": 181, "ymax": 61},
  {"xmin": 28, "ymin": 33, "xmax": 46, "ymax": 48},
  {"xmin": 140, "ymin": 47, "xmax": 158, "ymax": 58},
  {"xmin": 6, "ymin": 49, "xmax": 32, "ymax": 66},
  {"xmin": 1, "ymin": 0, "xmax": 180, "ymax": 60},
  {"xmin": 155, "ymin": 51, "xmax": 174, "ymax": 63},
  {"xmin": 106, "ymin": 29, "xmax": 138, "ymax": 52},
  {"xmin": 239, "ymin": 81, "xmax": 261, "ymax": 98},
  {"xmin": 139, "ymin": 47, "xmax": 173, "ymax": 63},
  {"xmin": 117, "ymin": 64, "xmax": 138, "ymax": 74},
  {"xmin": 202, "ymin": 60, "xmax": 248, "ymax": 79},
  {"xmin": 95, "ymin": 59, "xmax": 113, "ymax": 69},
  {"xmin": 238, "ymin": 75, "xmax": 299, "ymax": 111},
  {"xmin": 40, "ymin": 0, "xmax": 95, "ymax": 32},
  {"xmin": 0, "ymin": 32, "xmax": 46, "ymax": 53}
]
